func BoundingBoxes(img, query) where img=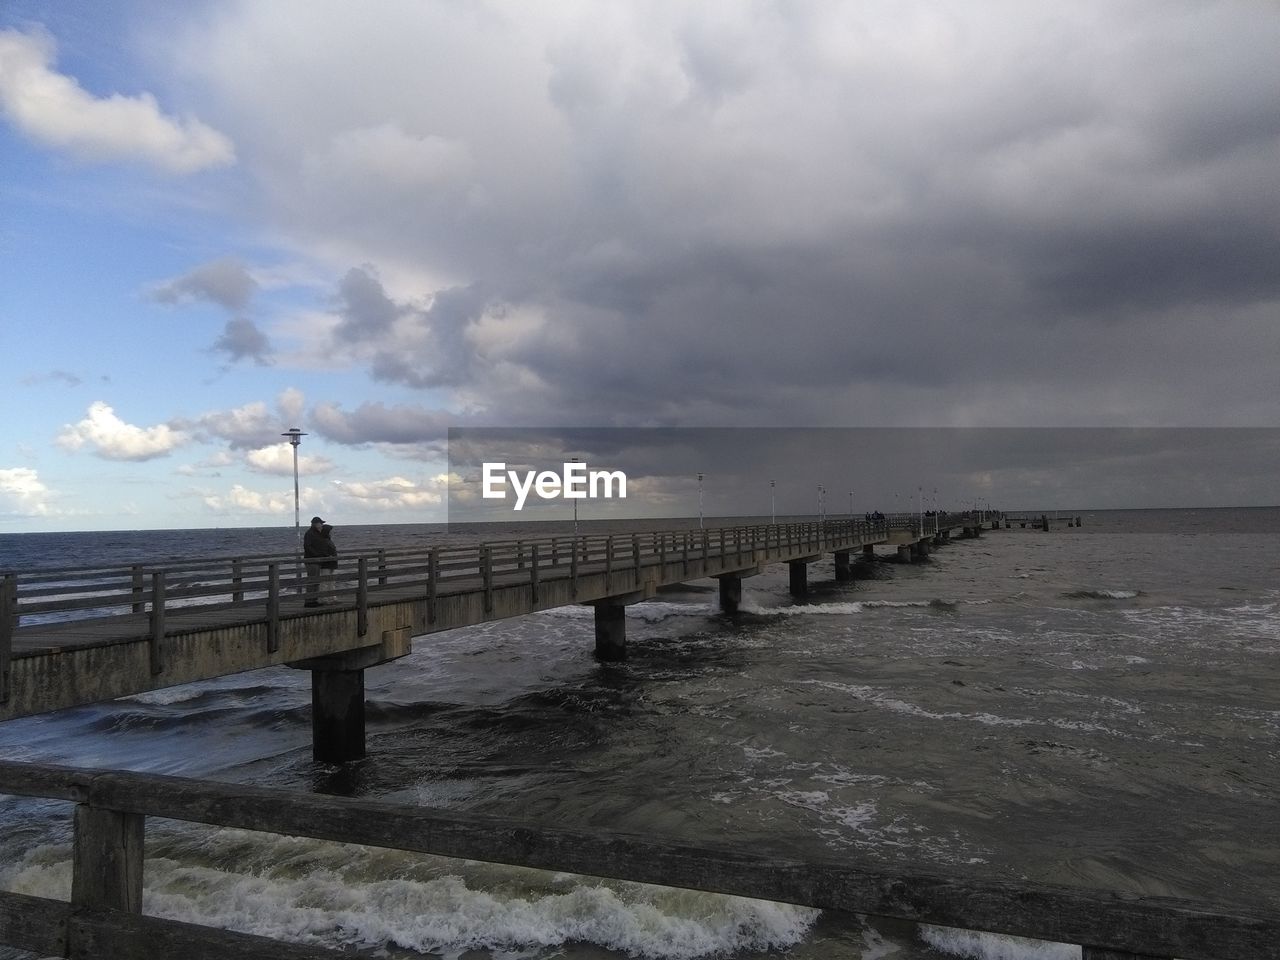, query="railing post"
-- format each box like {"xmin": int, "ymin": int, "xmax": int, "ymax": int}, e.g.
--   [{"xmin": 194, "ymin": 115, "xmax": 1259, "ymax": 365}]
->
[
  {"xmin": 148, "ymin": 571, "xmax": 165, "ymax": 675},
  {"xmin": 702, "ymin": 530, "xmax": 709, "ymax": 563},
  {"xmin": 551, "ymin": 537, "xmax": 560, "ymax": 567},
  {"xmin": 0, "ymin": 573, "xmax": 14, "ymax": 704},
  {"xmin": 632, "ymin": 534, "xmax": 641, "ymax": 581},
  {"xmin": 604, "ymin": 535, "xmax": 613, "ymax": 592},
  {"xmin": 377, "ymin": 548, "xmax": 388, "ymax": 586},
  {"xmin": 659, "ymin": 532, "xmax": 667, "ymax": 574},
  {"xmin": 266, "ymin": 563, "xmax": 280, "ymax": 654},
  {"xmin": 517, "ymin": 540, "xmax": 525, "ymax": 571},
  {"xmin": 131, "ymin": 564, "xmax": 145, "ymax": 614},
  {"xmin": 530, "ymin": 543, "xmax": 540, "ymax": 605},
  {"xmin": 231, "ymin": 558, "xmax": 244, "ymax": 603},
  {"xmin": 427, "ymin": 548, "xmax": 439, "ymax": 625},
  {"xmin": 683, "ymin": 531, "xmax": 690, "ymax": 576},
  {"xmin": 357, "ymin": 558, "xmax": 369, "ymax": 636},
  {"xmin": 72, "ymin": 804, "xmax": 144, "ymax": 914},
  {"xmin": 482, "ymin": 546, "xmax": 493, "ymax": 614},
  {"xmin": 570, "ymin": 536, "xmax": 579, "ymax": 599}
]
